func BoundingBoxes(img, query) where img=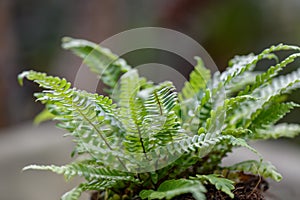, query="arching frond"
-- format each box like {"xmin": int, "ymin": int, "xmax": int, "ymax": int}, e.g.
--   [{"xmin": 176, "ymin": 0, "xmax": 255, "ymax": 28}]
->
[
  {"xmin": 62, "ymin": 37, "xmax": 131, "ymax": 94},
  {"xmin": 179, "ymin": 57, "xmax": 211, "ymax": 101},
  {"xmin": 250, "ymin": 102, "xmax": 299, "ymax": 130},
  {"xmin": 222, "ymin": 44, "xmax": 300, "ymax": 85},
  {"xmin": 254, "ymin": 123, "xmax": 300, "ymax": 139},
  {"xmin": 226, "ymin": 160, "xmax": 282, "ymax": 182},
  {"xmin": 18, "ymin": 71, "xmax": 128, "ymax": 169},
  {"xmin": 229, "ymin": 68, "xmax": 300, "ymax": 127},
  {"xmin": 61, "ymin": 180, "xmax": 118, "ymax": 200},
  {"xmin": 239, "ymin": 52, "xmax": 300, "ymax": 95},
  {"xmin": 166, "ymin": 134, "xmax": 259, "ymax": 159},
  {"xmin": 23, "ymin": 163, "xmax": 137, "ymax": 182}
]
